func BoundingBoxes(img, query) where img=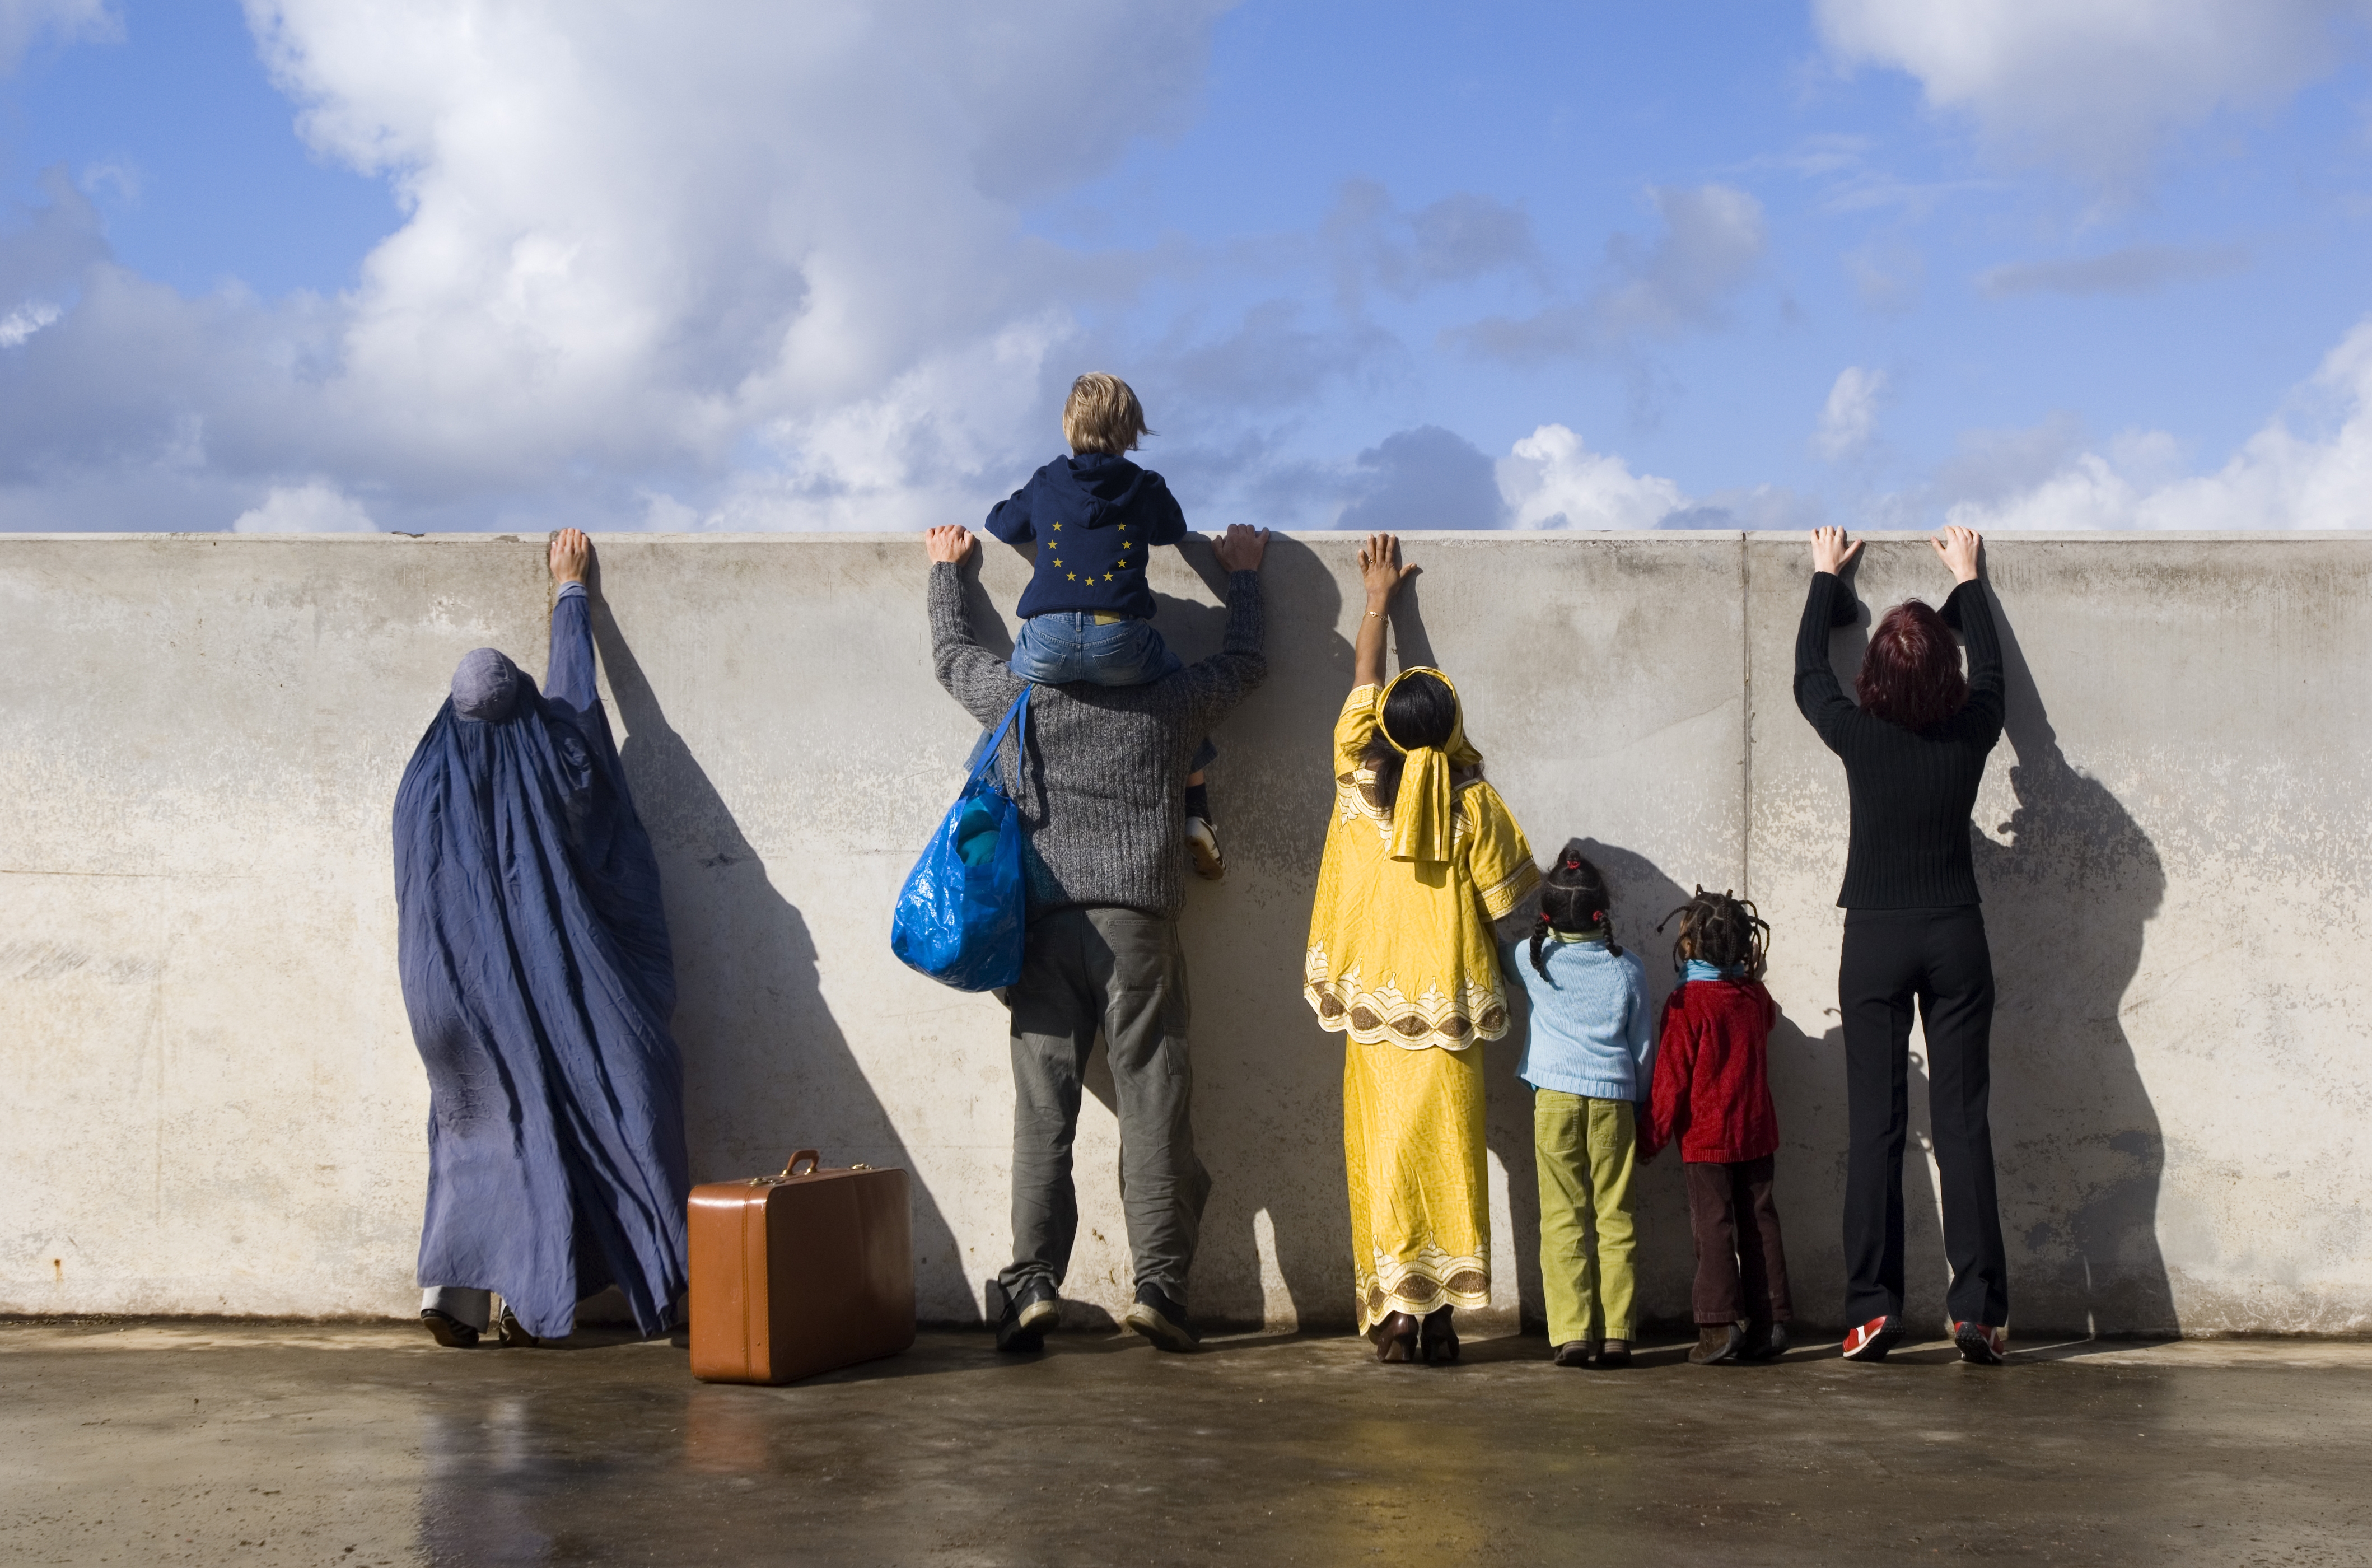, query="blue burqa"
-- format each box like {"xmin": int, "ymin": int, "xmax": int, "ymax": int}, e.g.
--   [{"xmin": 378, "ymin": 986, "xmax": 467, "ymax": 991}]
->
[{"xmin": 394, "ymin": 587, "xmax": 690, "ymax": 1340}]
